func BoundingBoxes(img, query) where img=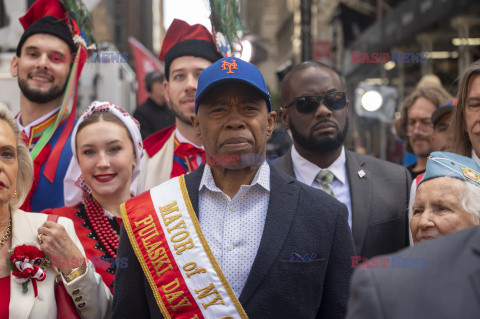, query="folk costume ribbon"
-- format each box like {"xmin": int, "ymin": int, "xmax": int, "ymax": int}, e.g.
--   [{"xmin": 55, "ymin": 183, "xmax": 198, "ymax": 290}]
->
[
  {"xmin": 172, "ymin": 139, "xmax": 206, "ymax": 177},
  {"xmin": 42, "ymin": 45, "xmax": 87, "ymax": 182},
  {"xmin": 122, "ymin": 175, "xmax": 248, "ymax": 319}
]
